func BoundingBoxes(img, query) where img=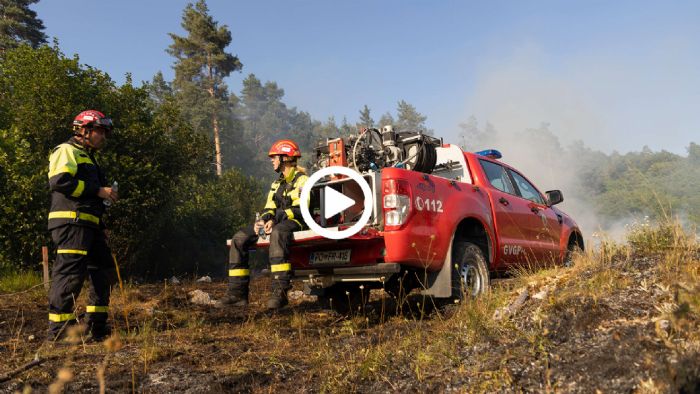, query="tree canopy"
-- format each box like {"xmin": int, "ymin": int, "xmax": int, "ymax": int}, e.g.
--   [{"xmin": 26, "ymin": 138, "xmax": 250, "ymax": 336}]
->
[
  {"xmin": 0, "ymin": 0, "xmax": 46, "ymax": 51},
  {"xmin": 167, "ymin": 0, "xmax": 243, "ymax": 176}
]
